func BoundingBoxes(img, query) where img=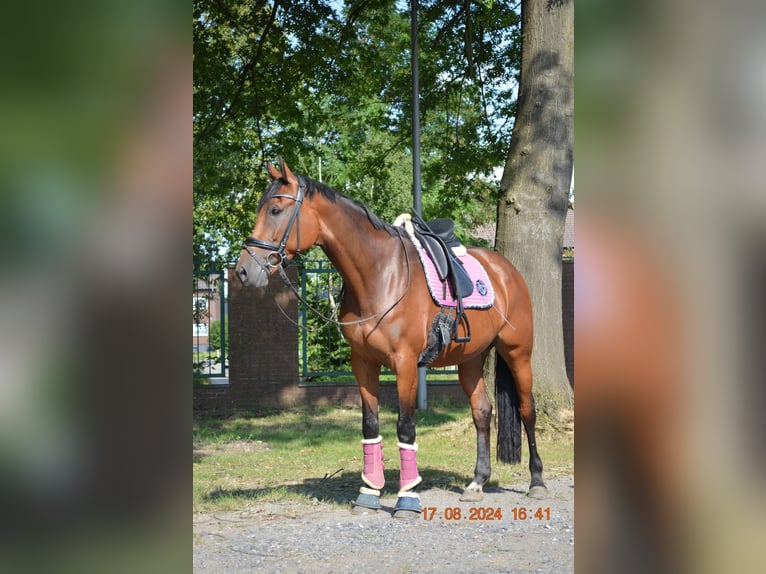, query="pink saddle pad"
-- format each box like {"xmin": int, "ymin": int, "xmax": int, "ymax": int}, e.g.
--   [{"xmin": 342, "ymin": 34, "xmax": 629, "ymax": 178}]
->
[{"xmin": 412, "ymin": 240, "xmax": 494, "ymax": 309}]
